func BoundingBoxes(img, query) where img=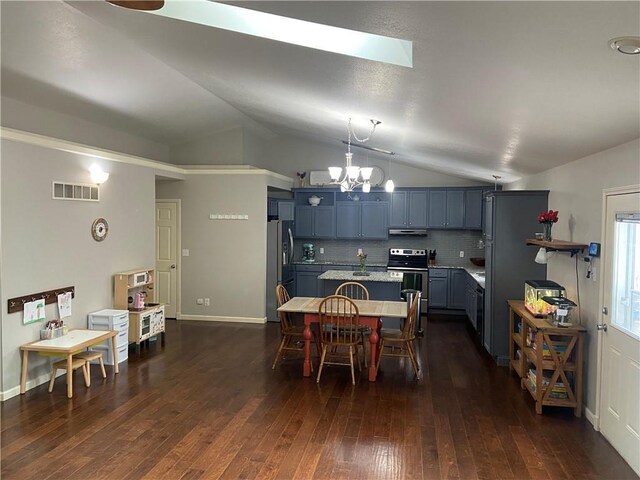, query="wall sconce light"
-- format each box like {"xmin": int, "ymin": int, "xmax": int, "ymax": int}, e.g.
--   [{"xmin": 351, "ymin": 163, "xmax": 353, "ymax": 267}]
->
[{"xmin": 90, "ymin": 165, "xmax": 110, "ymax": 185}]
